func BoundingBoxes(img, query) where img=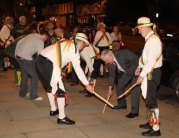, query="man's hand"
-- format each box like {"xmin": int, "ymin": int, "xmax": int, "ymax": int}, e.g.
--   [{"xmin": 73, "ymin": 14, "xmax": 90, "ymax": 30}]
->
[
  {"xmin": 137, "ymin": 76, "xmax": 144, "ymax": 85},
  {"xmin": 108, "ymin": 89, "xmax": 113, "ymax": 98},
  {"xmin": 85, "ymin": 84, "xmax": 94, "ymax": 93},
  {"xmin": 107, "ymin": 86, "xmax": 113, "ymax": 98},
  {"xmin": 135, "ymin": 68, "xmax": 141, "ymax": 76}
]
